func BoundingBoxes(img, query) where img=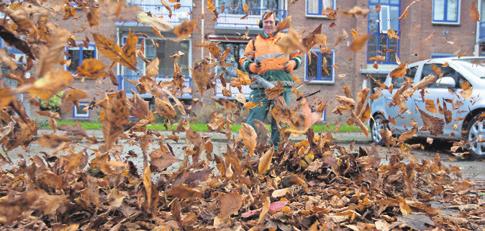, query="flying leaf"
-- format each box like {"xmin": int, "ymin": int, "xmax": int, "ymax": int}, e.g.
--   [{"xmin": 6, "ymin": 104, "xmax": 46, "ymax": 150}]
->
[
  {"xmin": 77, "ymin": 58, "xmax": 106, "ymax": 79},
  {"xmin": 424, "ymin": 99, "xmax": 437, "ymax": 113},
  {"xmin": 387, "ymin": 29, "xmax": 399, "ymax": 40},
  {"xmin": 344, "ymin": 6, "xmax": 370, "ymax": 17},
  {"xmin": 93, "ymin": 33, "xmax": 137, "ymax": 70},
  {"xmin": 241, "ymin": 3, "xmax": 249, "ymax": 19},
  {"xmin": 460, "ymin": 81, "xmax": 472, "ymax": 99},
  {"xmin": 276, "ymin": 16, "xmax": 292, "ymax": 32},
  {"xmin": 239, "ymin": 123, "xmax": 257, "ymax": 156},
  {"xmin": 19, "ymin": 69, "xmax": 73, "ymax": 100},
  {"xmin": 349, "ymin": 33, "xmax": 369, "ymax": 51},
  {"xmin": 258, "ymin": 147, "xmax": 274, "ymax": 175},
  {"xmin": 87, "ymin": 7, "xmax": 100, "ymax": 27},
  {"xmin": 63, "ymin": 88, "xmax": 88, "ymax": 106},
  {"xmin": 146, "ymin": 58, "xmax": 159, "ymax": 78},
  {"xmin": 172, "ymin": 20, "xmax": 197, "ymax": 39},
  {"xmin": 390, "ymin": 63, "xmax": 407, "ymax": 78},
  {"xmin": 137, "ymin": 12, "xmax": 174, "ymax": 32}
]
